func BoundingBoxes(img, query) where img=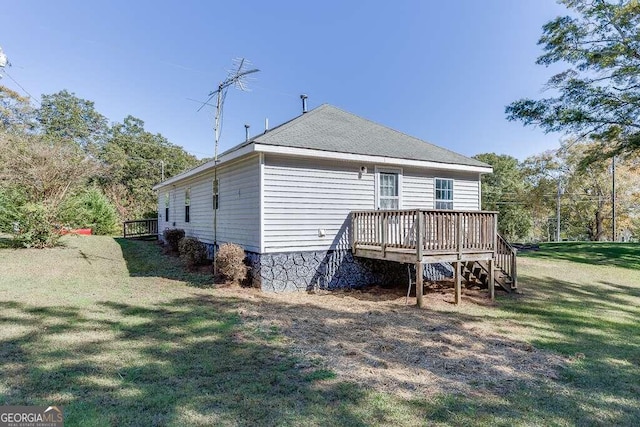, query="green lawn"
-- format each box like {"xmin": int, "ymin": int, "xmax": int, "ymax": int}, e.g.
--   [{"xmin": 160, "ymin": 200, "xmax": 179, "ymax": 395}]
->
[{"xmin": 0, "ymin": 237, "xmax": 638, "ymax": 426}]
